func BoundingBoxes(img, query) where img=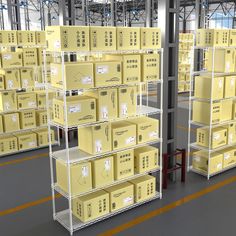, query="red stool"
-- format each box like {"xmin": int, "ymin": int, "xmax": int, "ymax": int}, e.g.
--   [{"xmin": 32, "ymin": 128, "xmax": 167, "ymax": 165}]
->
[{"xmin": 162, "ymin": 149, "xmax": 186, "ymax": 189}]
